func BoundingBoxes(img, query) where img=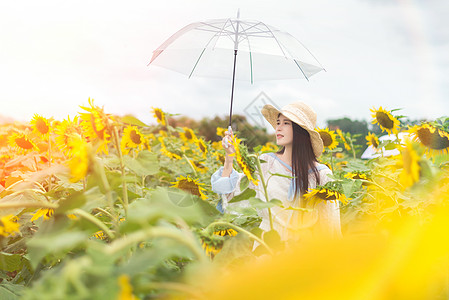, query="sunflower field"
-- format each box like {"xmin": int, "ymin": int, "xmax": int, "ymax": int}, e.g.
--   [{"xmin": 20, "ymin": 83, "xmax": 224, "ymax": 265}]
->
[{"xmin": 1, "ymin": 100, "xmax": 449, "ymax": 299}]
